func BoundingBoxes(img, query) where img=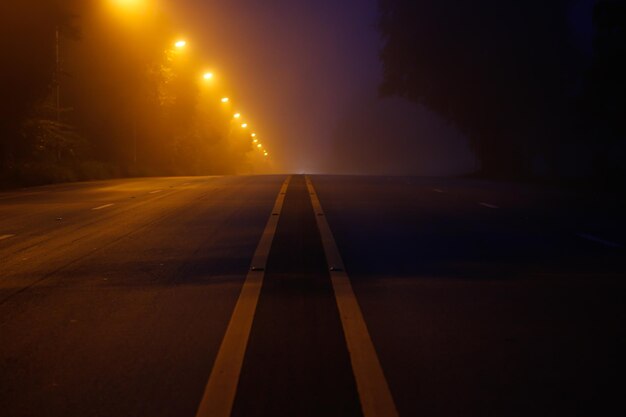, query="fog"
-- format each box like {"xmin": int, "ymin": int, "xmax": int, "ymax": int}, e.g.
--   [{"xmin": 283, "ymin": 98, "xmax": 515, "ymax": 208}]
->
[
  {"xmin": 1, "ymin": 0, "xmax": 621, "ymax": 186},
  {"xmin": 170, "ymin": 0, "xmax": 474, "ymax": 175}
]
